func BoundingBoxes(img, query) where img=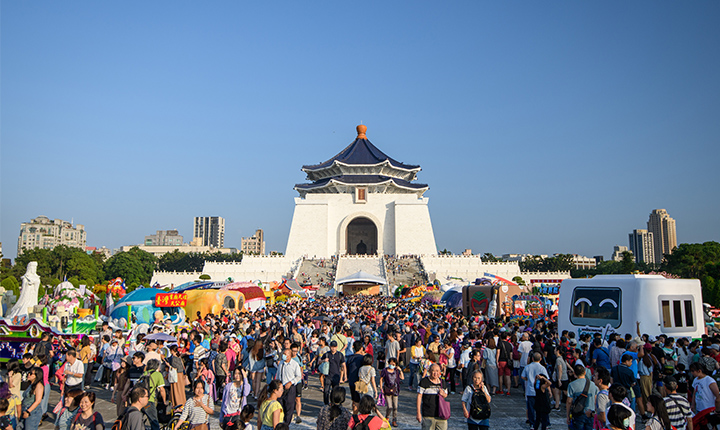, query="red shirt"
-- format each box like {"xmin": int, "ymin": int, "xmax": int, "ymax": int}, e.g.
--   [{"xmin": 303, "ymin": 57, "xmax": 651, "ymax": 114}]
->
[{"xmin": 348, "ymin": 415, "xmax": 384, "ymax": 430}]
